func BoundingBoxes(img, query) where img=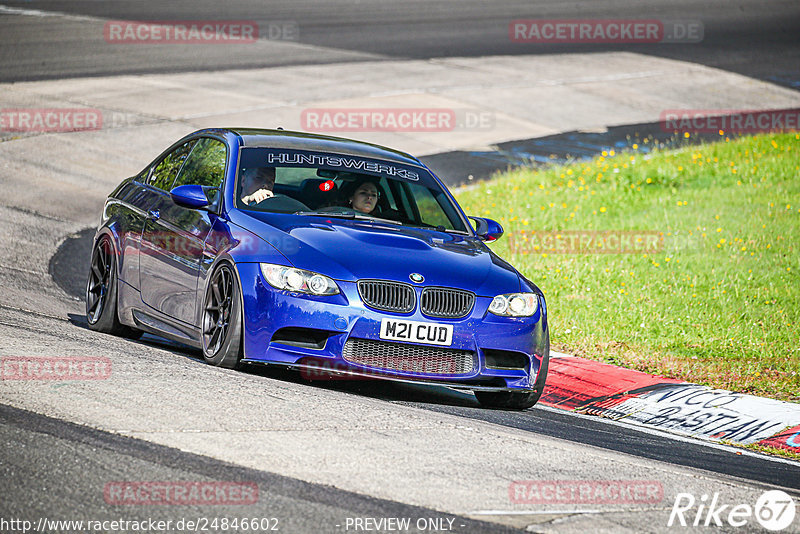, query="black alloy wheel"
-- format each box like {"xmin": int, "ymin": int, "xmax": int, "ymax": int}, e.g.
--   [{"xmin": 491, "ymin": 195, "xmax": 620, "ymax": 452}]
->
[
  {"xmin": 202, "ymin": 263, "xmax": 243, "ymax": 368},
  {"xmin": 86, "ymin": 235, "xmax": 141, "ymax": 338},
  {"xmin": 86, "ymin": 236, "xmax": 113, "ymax": 325}
]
